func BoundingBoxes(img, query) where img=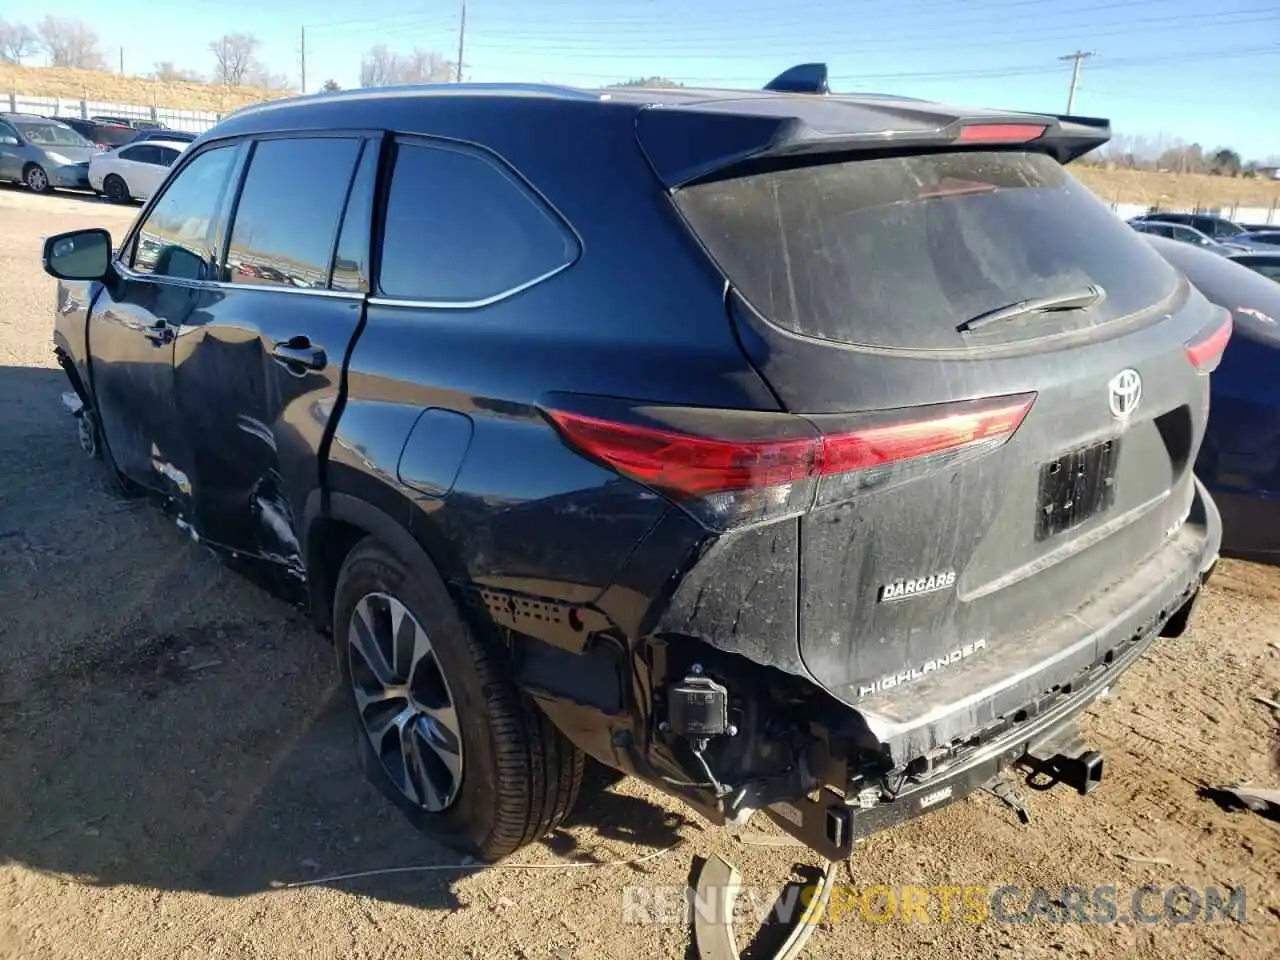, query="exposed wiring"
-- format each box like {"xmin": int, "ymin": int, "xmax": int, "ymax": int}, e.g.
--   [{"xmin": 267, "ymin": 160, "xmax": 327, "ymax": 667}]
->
[{"xmin": 689, "ymin": 739, "xmax": 731, "ymax": 798}]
